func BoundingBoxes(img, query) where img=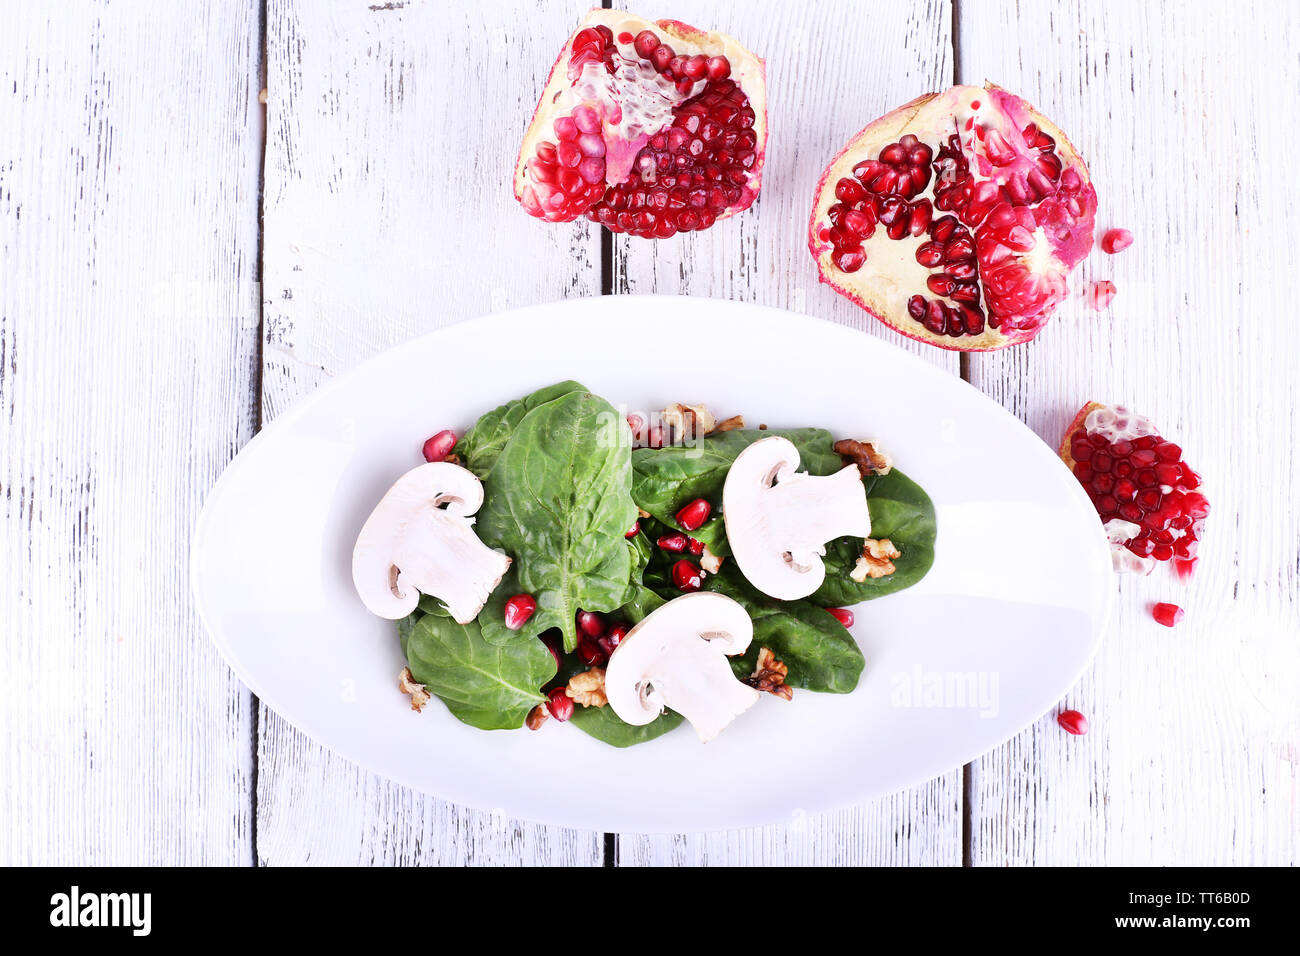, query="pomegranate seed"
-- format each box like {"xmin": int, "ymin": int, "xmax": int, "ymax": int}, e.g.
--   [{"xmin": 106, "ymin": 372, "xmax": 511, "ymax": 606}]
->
[
  {"xmin": 705, "ymin": 56, "xmax": 731, "ymax": 81},
  {"xmin": 826, "ymin": 607, "xmax": 854, "ymax": 628},
  {"xmin": 650, "ymin": 44, "xmax": 674, "ymax": 73},
  {"xmin": 625, "ymin": 521, "xmax": 640, "ymax": 538},
  {"xmin": 671, "ymin": 559, "xmax": 703, "ymax": 592},
  {"xmin": 1057, "ymin": 710, "xmax": 1089, "ymax": 735},
  {"xmin": 605, "ymin": 622, "xmax": 629, "ymax": 649},
  {"xmin": 632, "ymin": 30, "xmax": 659, "ymax": 58},
  {"xmin": 421, "ymin": 429, "xmax": 457, "ymax": 462},
  {"xmin": 577, "ymin": 638, "xmax": 607, "ymax": 667},
  {"xmin": 675, "ymin": 498, "xmax": 711, "ymax": 531},
  {"xmin": 546, "ymin": 687, "xmax": 574, "ymax": 722},
  {"xmin": 1151, "ymin": 602, "xmax": 1185, "ymax": 627},
  {"xmin": 576, "ymin": 610, "xmax": 606, "ymax": 639},
  {"xmin": 503, "ymin": 594, "xmax": 536, "ymax": 631},
  {"xmin": 656, "ymin": 533, "xmax": 689, "ymax": 553},
  {"xmin": 687, "ymin": 537, "xmax": 705, "ymax": 556},
  {"xmin": 1101, "ymin": 228, "xmax": 1133, "ymax": 254},
  {"xmin": 1086, "ymin": 280, "xmax": 1117, "ymax": 311}
]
